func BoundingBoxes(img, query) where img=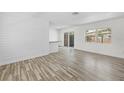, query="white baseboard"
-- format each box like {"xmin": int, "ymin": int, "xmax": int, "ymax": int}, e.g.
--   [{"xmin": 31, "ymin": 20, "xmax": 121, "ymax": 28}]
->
[
  {"xmin": 75, "ymin": 47, "xmax": 124, "ymax": 59},
  {"xmin": 0, "ymin": 52, "xmax": 49, "ymax": 66}
]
